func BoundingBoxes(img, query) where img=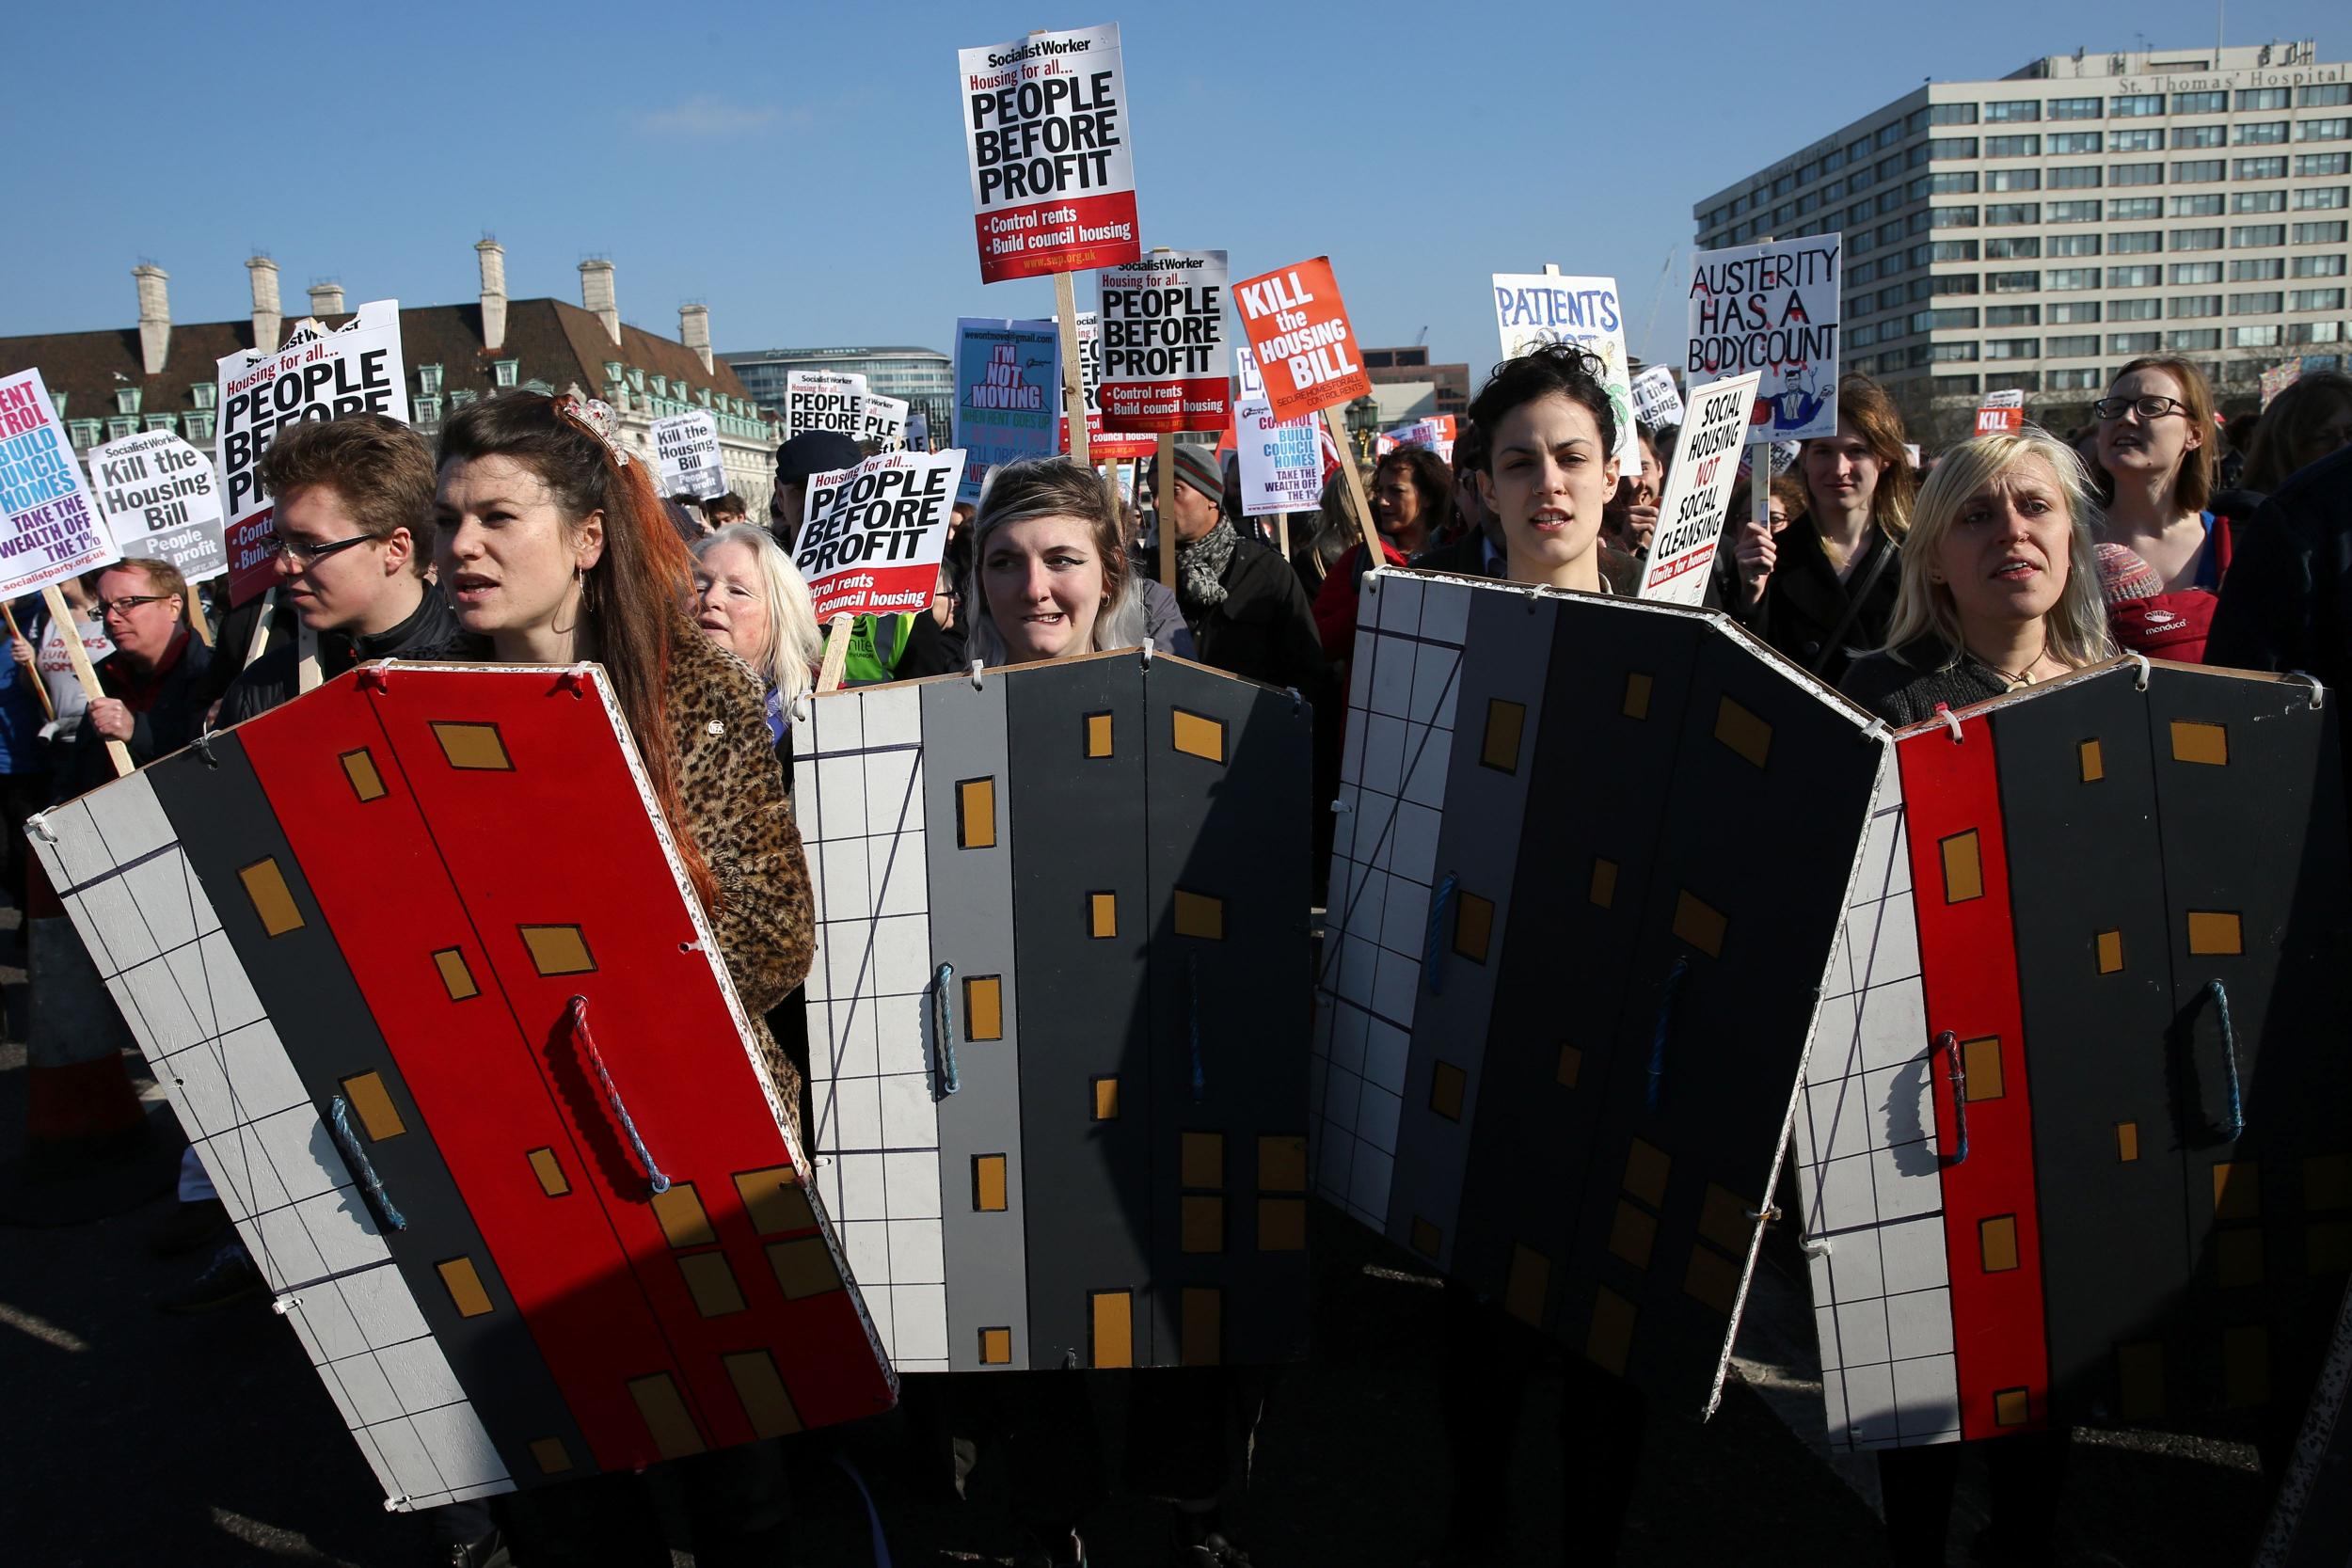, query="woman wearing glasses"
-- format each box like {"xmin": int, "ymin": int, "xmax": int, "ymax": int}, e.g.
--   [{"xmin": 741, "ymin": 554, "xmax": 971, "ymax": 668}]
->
[
  {"xmin": 57, "ymin": 558, "xmax": 211, "ymax": 799},
  {"xmin": 2091, "ymin": 356, "xmax": 2233, "ymax": 661}
]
